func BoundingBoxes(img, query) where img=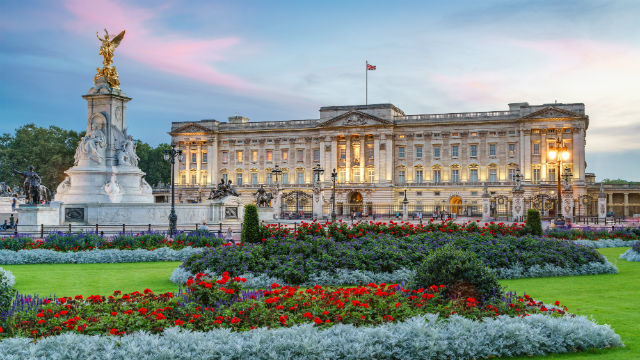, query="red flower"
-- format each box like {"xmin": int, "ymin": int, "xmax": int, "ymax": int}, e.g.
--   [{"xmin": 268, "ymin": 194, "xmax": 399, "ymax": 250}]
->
[
  {"xmin": 313, "ymin": 317, "xmax": 322, "ymax": 325},
  {"xmin": 156, "ymin": 313, "xmax": 166, "ymax": 320},
  {"xmin": 554, "ymin": 301, "xmax": 560, "ymax": 306},
  {"xmin": 0, "ymin": 326, "xmax": 3, "ymax": 333},
  {"xmin": 395, "ymin": 302, "xmax": 402, "ymax": 308},
  {"xmin": 37, "ymin": 319, "xmax": 46, "ymax": 324},
  {"xmin": 111, "ymin": 312, "xmax": 117, "ymax": 316},
  {"xmin": 230, "ymin": 317, "xmax": 241, "ymax": 324},
  {"xmin": 138, "ymin": 308, "xmax": 148, "ymax": 315},
  {"xmin": 174, "ymin": 319, "xmax": 185, "ymax": 326},
  {"xmin": 110, "ymin": 328, "xmax": 118, "ymax": 335}
]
